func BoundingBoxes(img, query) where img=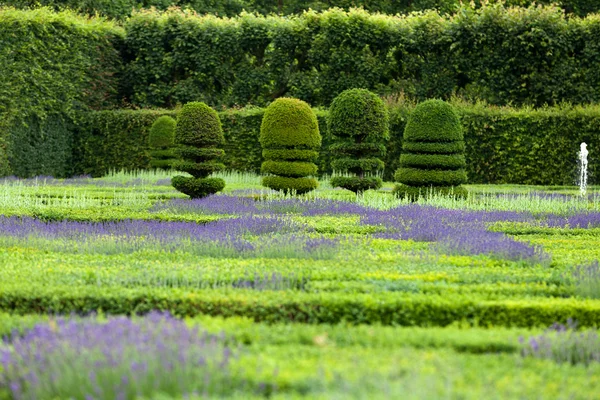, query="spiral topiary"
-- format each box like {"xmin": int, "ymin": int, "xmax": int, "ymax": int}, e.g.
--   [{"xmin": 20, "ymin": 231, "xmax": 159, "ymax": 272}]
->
[
  {"xmin": 260, "ymin": 98, "xmax": 321, "ymax": 194},
  {"xmin": 148, "ymin": 116, "xmax": 178, "ymax": 170},
  {"xmin": 393, "ymin": 99, "xmax": 468, "ymax": 199},
  {"xmin": 171, "ymin": 102, "xmax": 226, "ymax": 198},
  {"xmin": 328, "ymin": 89, "xmax": 389, "ymax": 193}
]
